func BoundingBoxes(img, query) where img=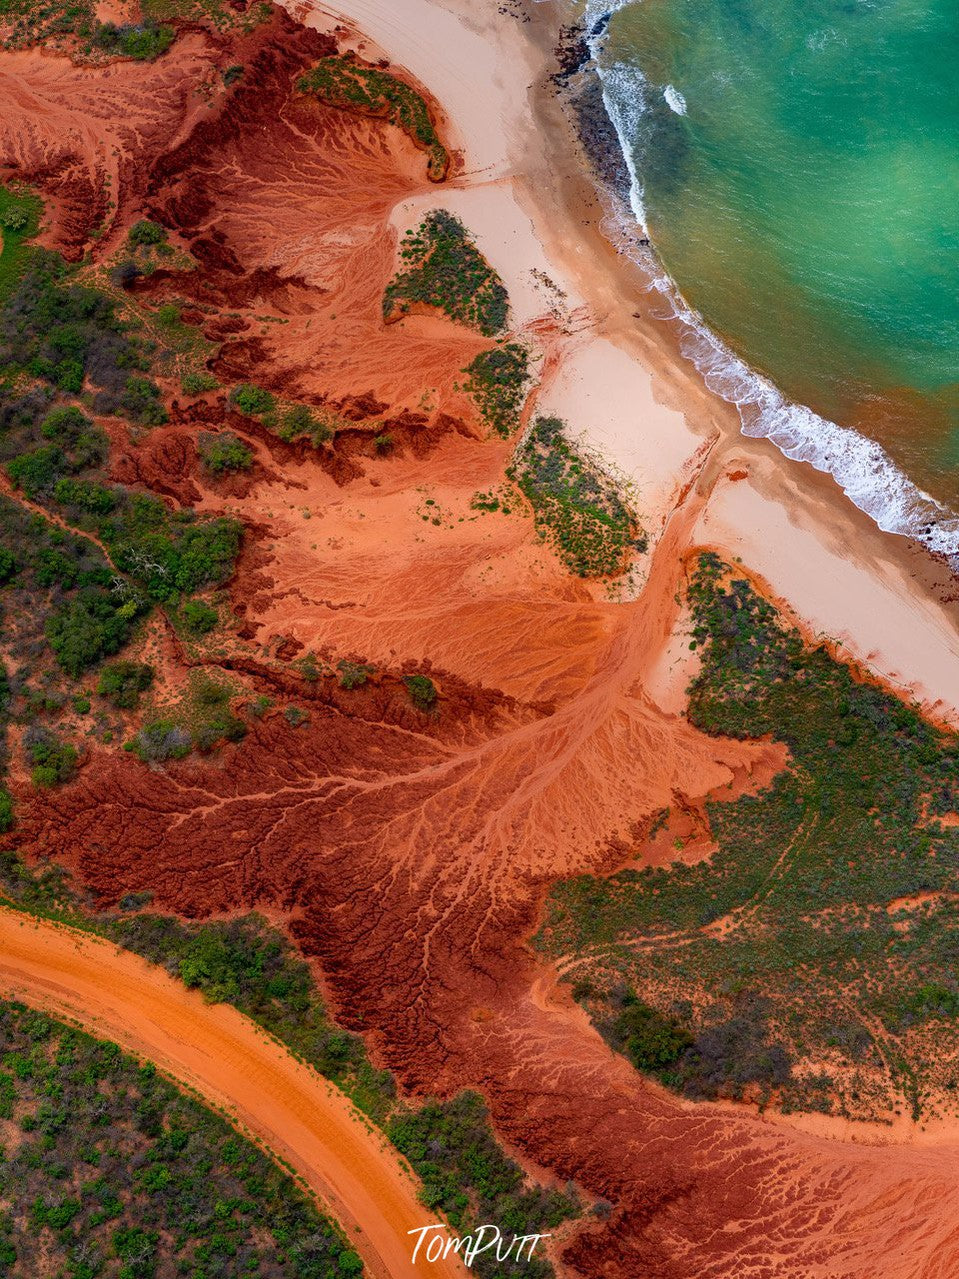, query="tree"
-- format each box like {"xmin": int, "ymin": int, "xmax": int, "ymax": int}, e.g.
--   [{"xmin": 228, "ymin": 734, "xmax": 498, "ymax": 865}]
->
[{"xmin": 97, "ymin": 661, "xmax": 154, "ymax": 709}]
